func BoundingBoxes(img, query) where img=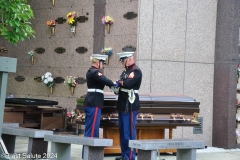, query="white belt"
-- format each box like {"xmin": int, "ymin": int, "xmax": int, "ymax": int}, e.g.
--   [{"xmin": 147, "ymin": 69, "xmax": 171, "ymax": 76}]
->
[
  {"xmin": 88, "ymin": 89, "xmax": 104, "ymax": 93},
  {"xmin": 120, "ymin": 88, "xmax": 138, "ymax": 93}
]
